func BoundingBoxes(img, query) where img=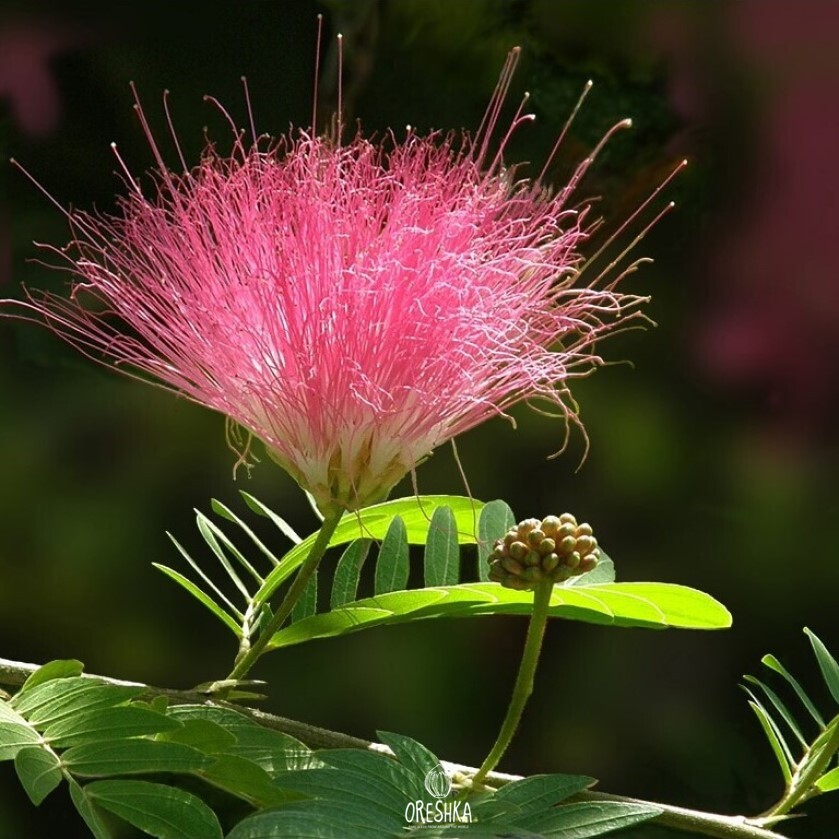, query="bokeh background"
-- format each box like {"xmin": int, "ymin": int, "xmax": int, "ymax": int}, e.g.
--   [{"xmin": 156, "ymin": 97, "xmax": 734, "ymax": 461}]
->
[{"xmin": 2, "ymin": 1, "xmax": 839, "ymax": 836}]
